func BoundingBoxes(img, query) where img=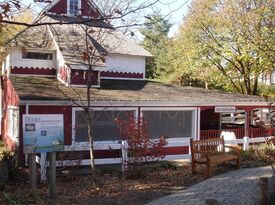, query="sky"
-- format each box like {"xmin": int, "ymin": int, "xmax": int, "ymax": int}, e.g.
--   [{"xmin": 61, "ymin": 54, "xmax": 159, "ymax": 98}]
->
[
  {"xmin": 21, "ymin": 0, "xmax": 191, "ymax": 37},
  {"xmin": 149, "ymin": 0, "xmax": 191, "ymax": 36}
]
